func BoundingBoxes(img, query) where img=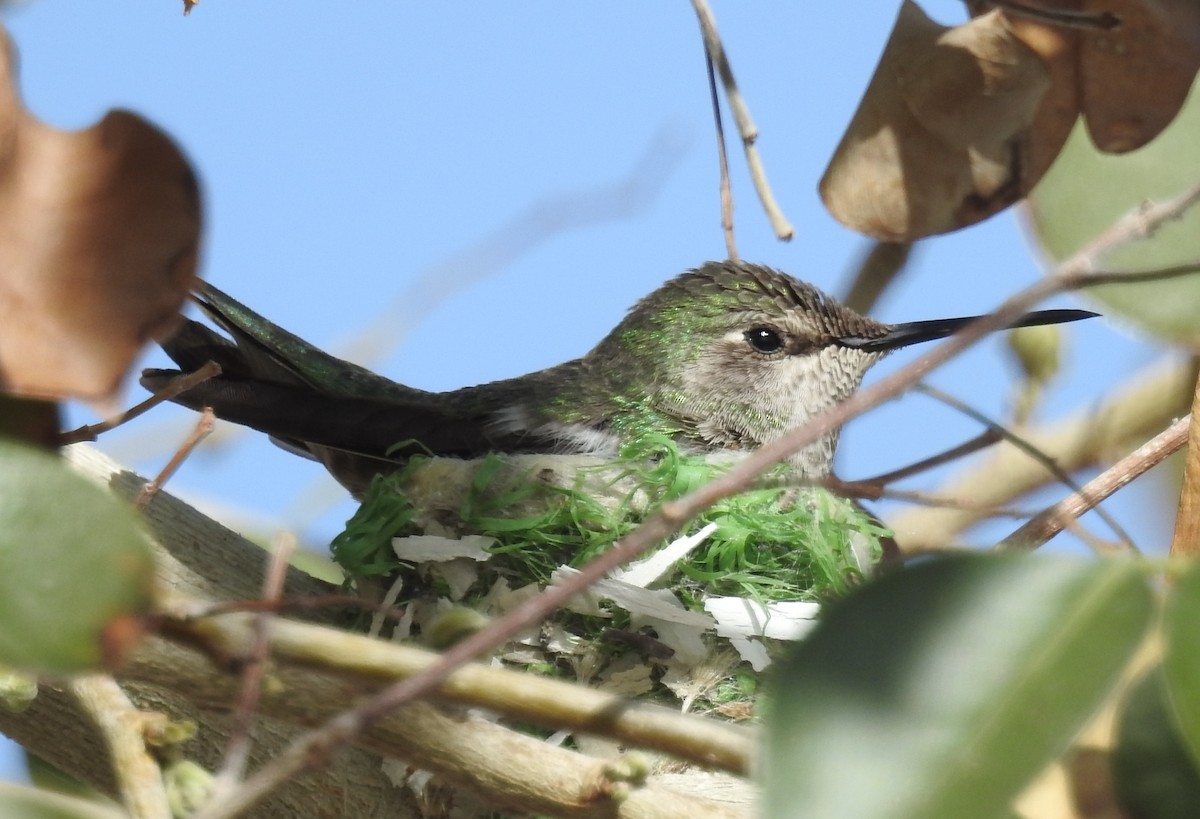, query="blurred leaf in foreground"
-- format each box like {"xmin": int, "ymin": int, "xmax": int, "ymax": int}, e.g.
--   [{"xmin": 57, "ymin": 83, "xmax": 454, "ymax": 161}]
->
[
  {"xmin": 763, "ymin": 553, "xmax": 1152, "ymax": 819},
  {"xmin": 0, "ymin": 22, "xmax": 200, "ymax": 400},
  {"xmin": 0, "ymin": 440, "xmax": 154, "ymax": 673},
  {"xmin": 1112, "ymin": 669, "xmax": 1200, "ymax": 819},
  {"xmin": 1161, "ymin": 558, "xmax": 1200, "ymax": 769}
]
